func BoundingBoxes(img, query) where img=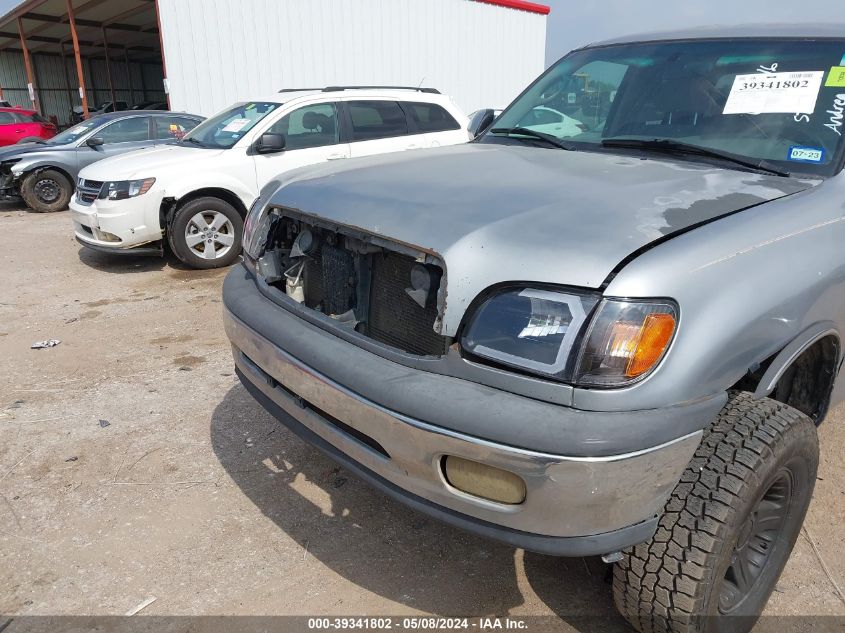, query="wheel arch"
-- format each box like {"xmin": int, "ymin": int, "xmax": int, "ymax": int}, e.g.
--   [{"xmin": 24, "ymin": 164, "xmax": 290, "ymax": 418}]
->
[
  {"xmin": 161, "ymin": 187, "xmax": 250, "ymax": 231},
  {"xmin": 20, "ymin": 163, "xmax": 75, "ymax": 188},
  {"xmin": 747, "ymin": 323, "xmax": 841, "ymax": 423}
]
